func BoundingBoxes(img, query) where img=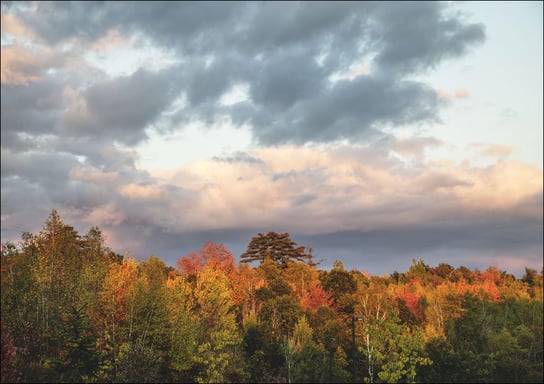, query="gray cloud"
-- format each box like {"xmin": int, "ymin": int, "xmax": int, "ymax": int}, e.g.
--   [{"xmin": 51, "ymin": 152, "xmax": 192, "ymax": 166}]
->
[
  {"xmin": 251, "ymin": 76, "xmax": 444, "ymax": 145},
  {"xmin": 212, "ymin": 152, "xmax": 265, "ymax": 165},
  {"xmin": 1, "ymin": 149, "xmax": 77, "ymax": 185},
  {"xmin": 10, "ymin": 1, "xmax": 485, "ymax": 146},
  {"xmin": 18, "ymin": 2, "xmax": 112, "ymax": 45},
  {"xmin": 299, "ymin": 216, "xmax": 543, "ymax": 277},
  {"xmin": 61, "ymin": 68, "xmax": 181, "ymax": 145},
  {"xmin": 1, "ymin": 80, "xmax": 65, "ymax": 148},
  {"xmin": 372, "ymin": 2, "xmax": 486, "ymax": 74},
  {"xmin": 249, "ymin": 49, "xmax": 326, "ymax": 111}
]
